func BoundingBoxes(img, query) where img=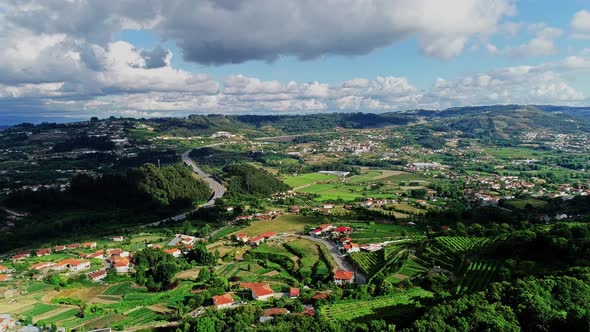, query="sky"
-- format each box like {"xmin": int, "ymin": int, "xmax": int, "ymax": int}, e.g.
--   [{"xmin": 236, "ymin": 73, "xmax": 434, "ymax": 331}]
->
[{"xmin": 1, "ymin": 0, "xmax": 590, "ymax": 124}]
